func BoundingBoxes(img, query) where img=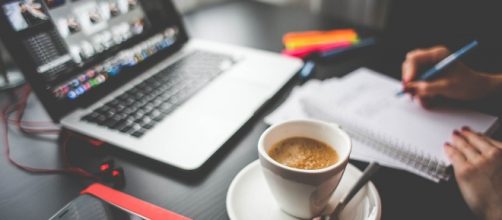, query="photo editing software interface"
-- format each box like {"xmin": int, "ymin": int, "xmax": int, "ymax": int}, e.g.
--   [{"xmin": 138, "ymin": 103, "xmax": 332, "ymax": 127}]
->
[{"xmin": 2, "ymin": 0, "xmax": 179, "ymax": 101}]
